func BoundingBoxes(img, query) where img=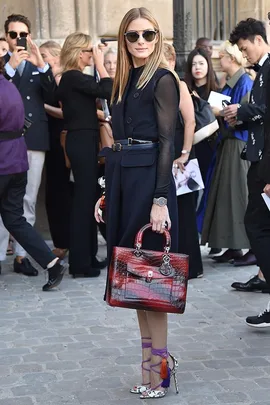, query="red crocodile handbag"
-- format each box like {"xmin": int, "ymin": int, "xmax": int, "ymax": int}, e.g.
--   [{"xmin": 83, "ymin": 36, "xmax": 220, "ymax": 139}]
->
[{"xmin": 106, "ymin": 224, "xmax": 189, "ymax": 313}]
